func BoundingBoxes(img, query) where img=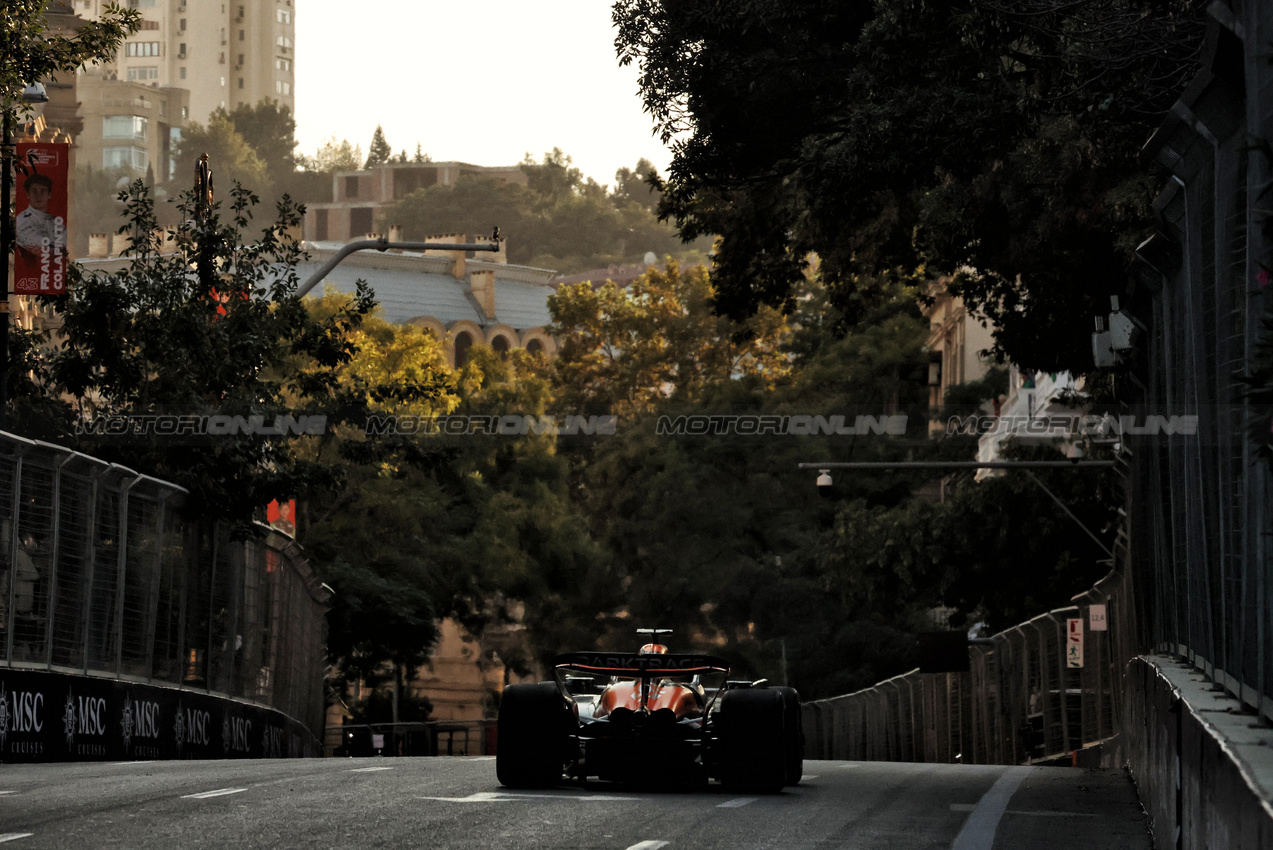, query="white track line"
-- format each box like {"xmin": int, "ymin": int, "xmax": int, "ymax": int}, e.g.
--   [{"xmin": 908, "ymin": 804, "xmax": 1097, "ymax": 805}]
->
[
  {"xmin": 181, "ymin": 788, "xmax": 246, "ymax": 800},
  {"xmin": 0, "ymin": 835, "xmax": 33, "ymax": 843},
  {"xmin": 348, "ymin": 766, "xmax": 394, "ymax": 772},
  {"xmin": 951, "ymin": 767, "xmax": 1029, "ymax": 850},
  {"xmin": 717, "ymin": 796, "xmax": 758, "ymax": 808},
  {"xmin": 625, "ymin": 842, "xmax": 669, "ymax": 850}
]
